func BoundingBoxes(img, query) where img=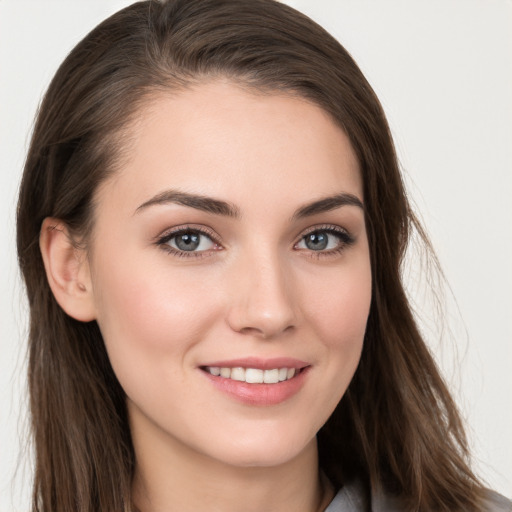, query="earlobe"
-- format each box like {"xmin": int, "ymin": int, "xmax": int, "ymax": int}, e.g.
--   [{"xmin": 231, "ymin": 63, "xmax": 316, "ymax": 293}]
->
[{"xmin": 39, "ymin": 218, "xmax": 96, "ymax": 322}]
